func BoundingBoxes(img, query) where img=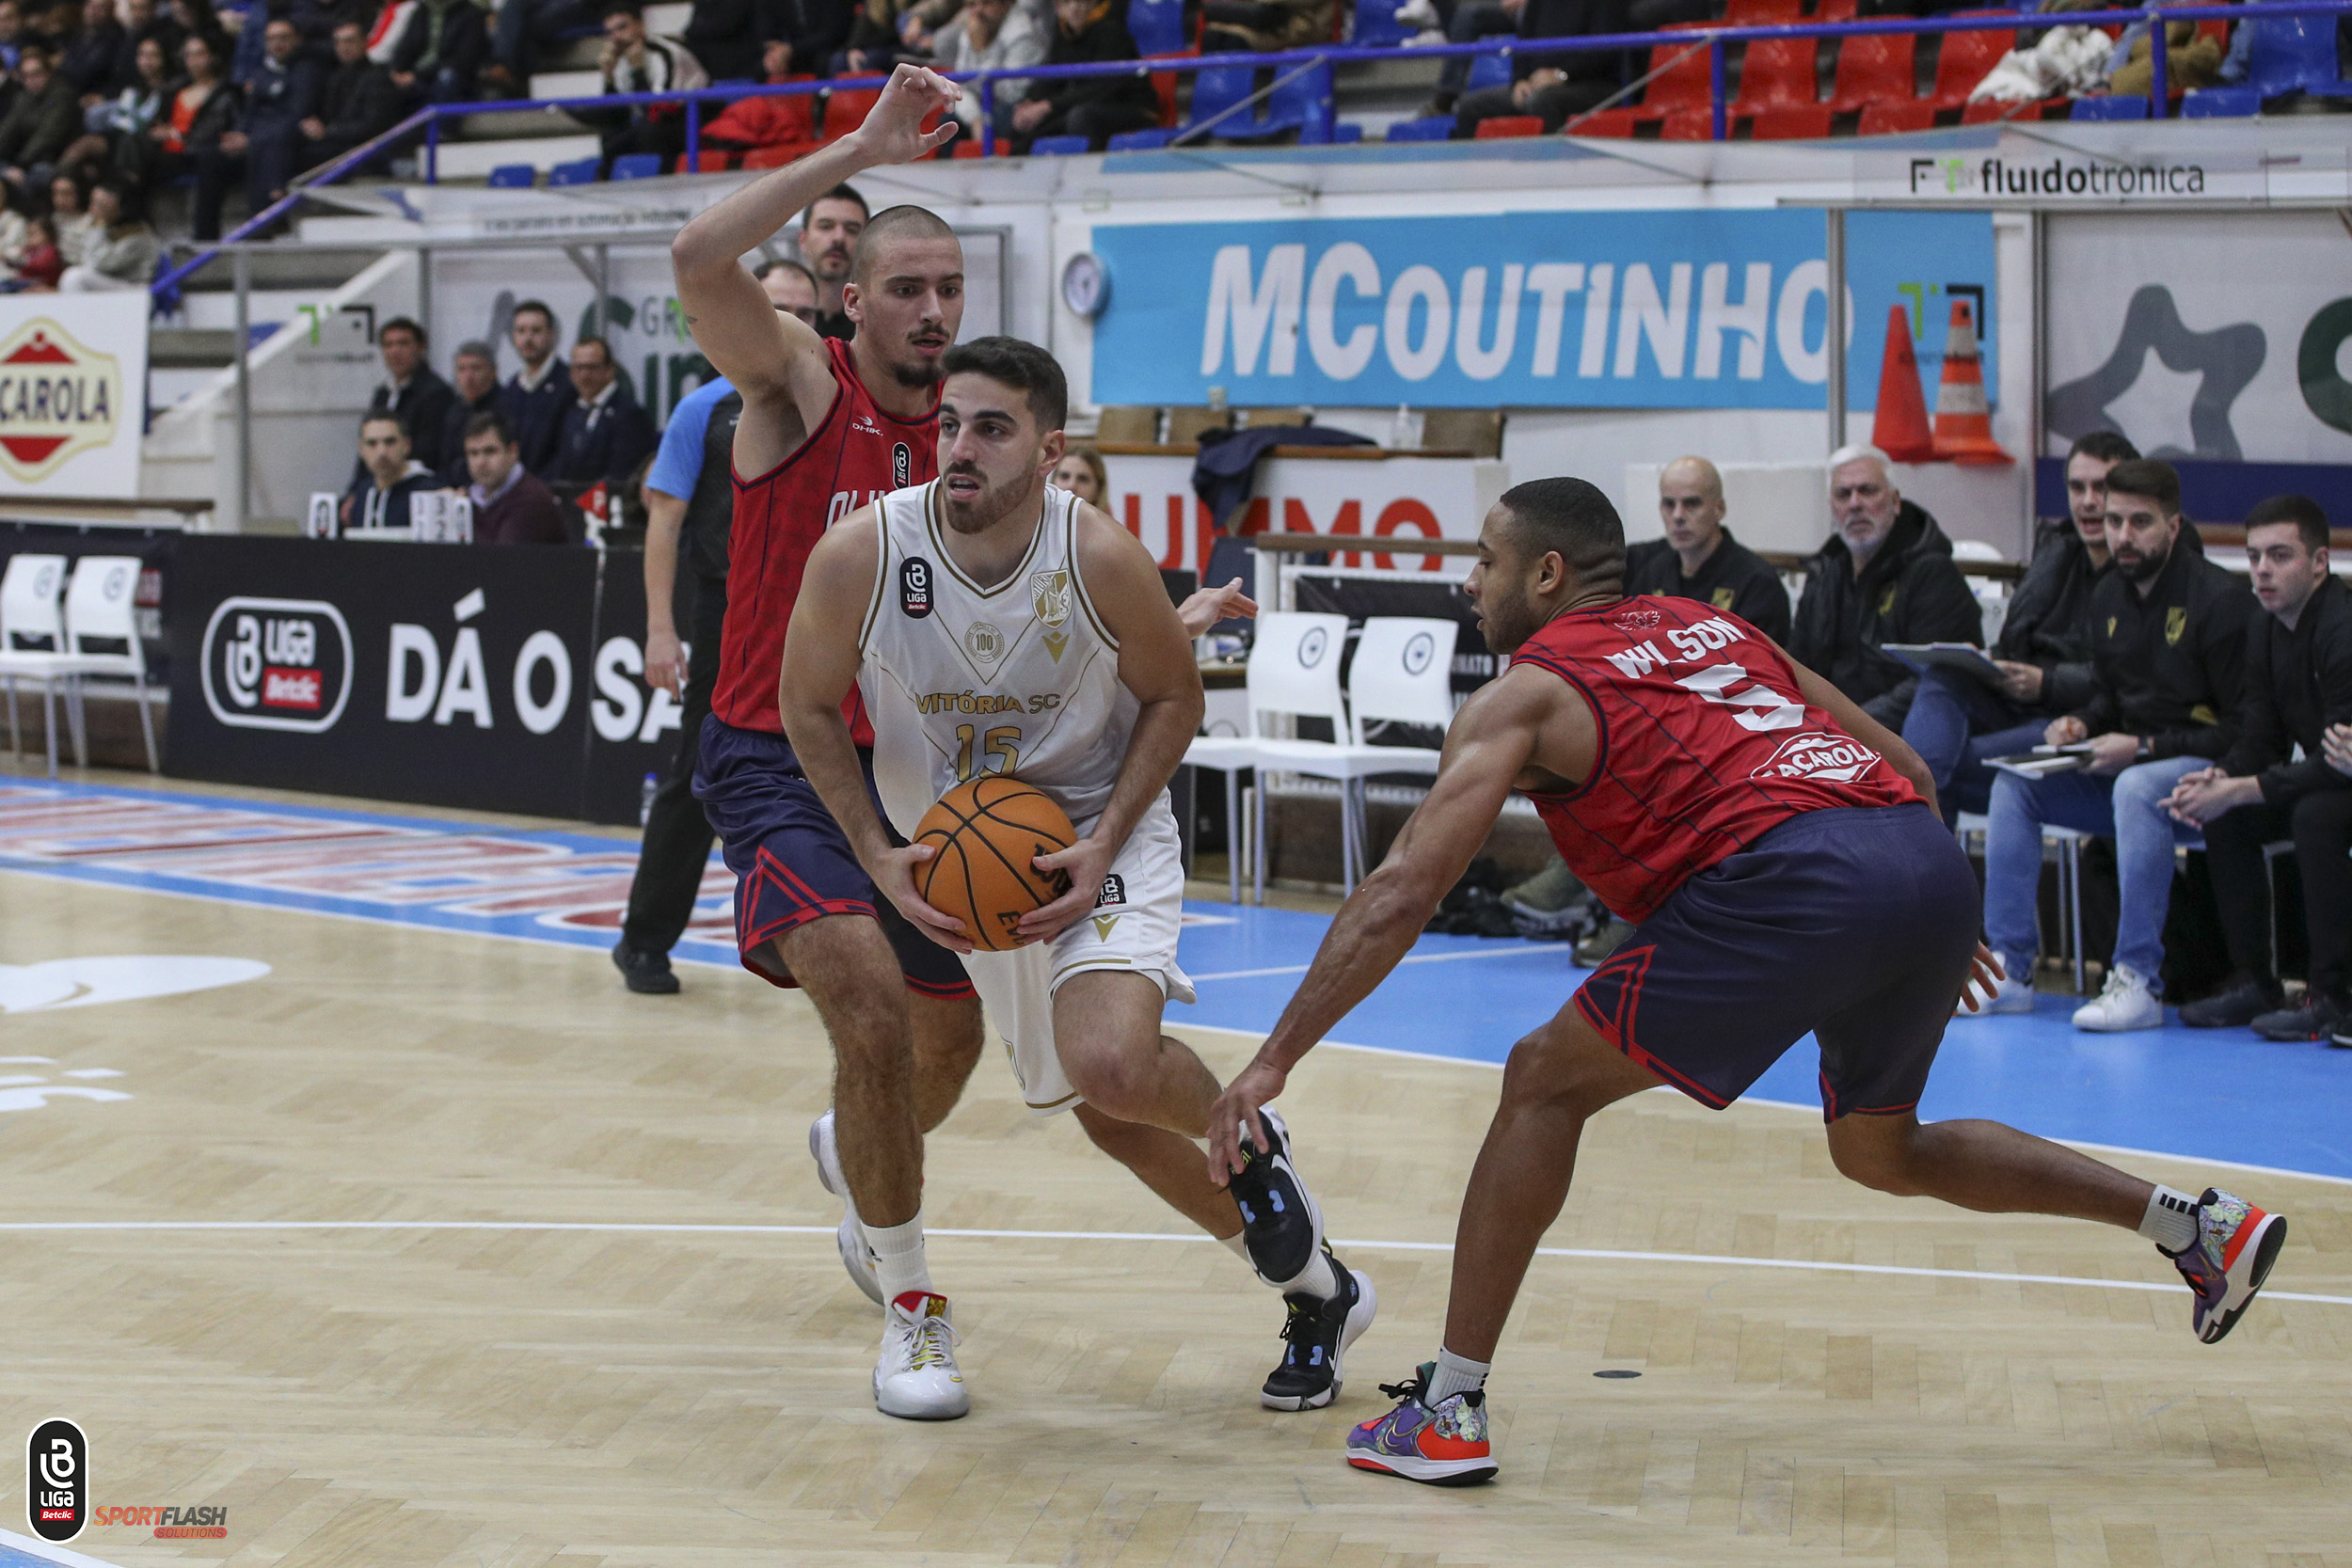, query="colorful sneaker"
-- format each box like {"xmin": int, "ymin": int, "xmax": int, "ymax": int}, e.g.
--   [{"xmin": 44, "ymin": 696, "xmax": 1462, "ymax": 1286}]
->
[
  {"xmin": 875, "ymin": 1291, "xmax": 969, "ymax": 1419},
  {"xmin": 1228, "ymin": 1106, "xmax": 1324, "ymax": 1287},
  {"xmin": 1261, "ymin": 1247, "xmax": 1377, "ymax": 1411},
  {"xmin": 809, "ymin": 1112, "xmax": 883, "ymax": 1306},
  {"xmin": 2164, "ymin": 1188, "xmax": 2287, "ymax": 1345},
  {"xmin": 1345, "ymin": 1365, "xmax": 1496, "ymax": 1486}
]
